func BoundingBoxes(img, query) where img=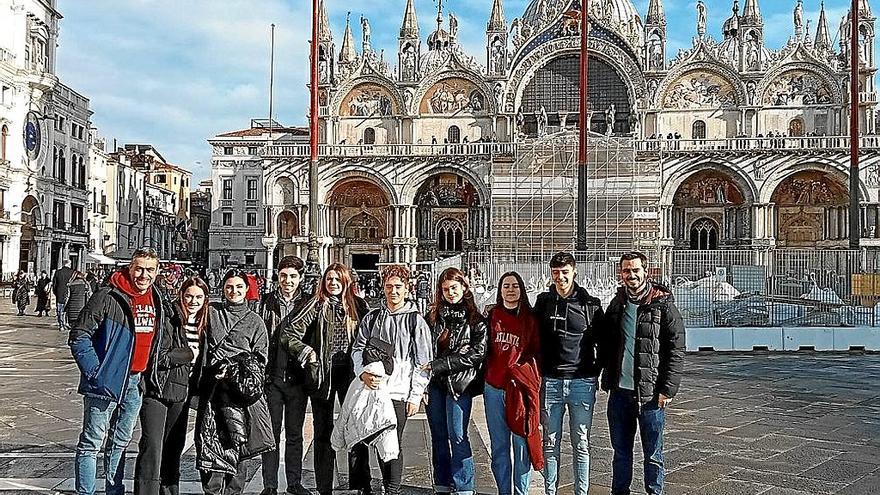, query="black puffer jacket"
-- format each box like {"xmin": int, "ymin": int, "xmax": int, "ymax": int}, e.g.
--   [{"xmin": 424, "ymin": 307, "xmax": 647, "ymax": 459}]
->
[
  {"xmin": 601, "ymin": 283, "xmax": 686, "ymax": 405},
  {"xmin": 144, "ymin": 298, "xmax": 194, "ymax": 403},
  {"xmin": 259, "ymin": 289, "xmax": 310, "ymax": 384},
  {"xmin": 534, "ymin": 284, "xmax": 604, "ymax": 379},
  {"xmin": 429, "ymin": 303, "xmax": 488, "ymax": 399}
]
